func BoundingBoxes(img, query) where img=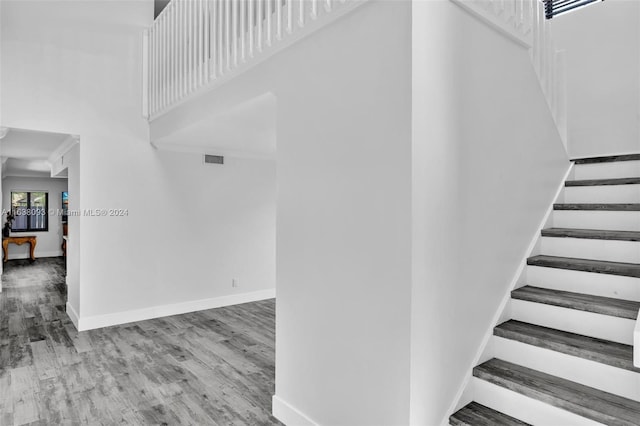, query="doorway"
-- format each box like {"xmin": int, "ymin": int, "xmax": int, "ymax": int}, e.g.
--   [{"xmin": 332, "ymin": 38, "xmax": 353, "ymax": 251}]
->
[{"xmin": 0, "ymin": 127, "xmax": 79, "ymax": 319}]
